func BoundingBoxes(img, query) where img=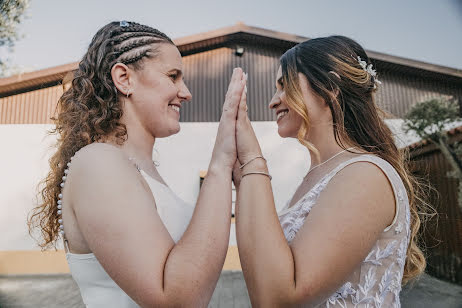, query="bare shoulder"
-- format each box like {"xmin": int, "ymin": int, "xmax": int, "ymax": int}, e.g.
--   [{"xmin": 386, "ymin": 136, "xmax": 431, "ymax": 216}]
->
[
  {"xmin": 72, "ymin": 143, "xmax": 126, "ymax": 165},
  {"xmin": 70, "ymin": 143, "xmax": 133, "ymax": 176},
  {"xmin": 337, "ymin": 159, "xmax": 392, "ymax": 183},
  {"xmin": 66, "ymin": 143, "xmax": 147, "ymax": 199},
  {"xmin": 318, "ymin": 159, "xmax": 396, "ymax": 229}
]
